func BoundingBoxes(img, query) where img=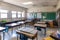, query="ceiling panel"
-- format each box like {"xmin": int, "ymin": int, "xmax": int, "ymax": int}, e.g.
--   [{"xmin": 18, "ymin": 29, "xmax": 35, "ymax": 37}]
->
[{"xmin": 3, "ymin": 0, "xmax": 59, "ymax": 8}]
